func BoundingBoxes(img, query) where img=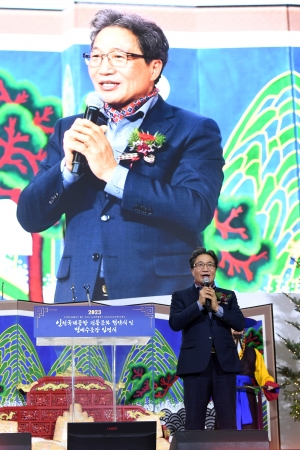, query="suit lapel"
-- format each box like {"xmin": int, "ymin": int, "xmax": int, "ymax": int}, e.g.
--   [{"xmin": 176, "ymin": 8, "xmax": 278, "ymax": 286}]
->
[
  {"xmin": 187, "ymin": 284, "xmax": 199, "ymax": 303},
  {"xmin": 140, "ymin": 95, "xmax": 175, "ymax": 137}
]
